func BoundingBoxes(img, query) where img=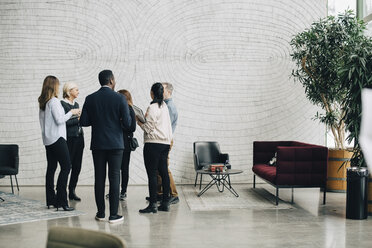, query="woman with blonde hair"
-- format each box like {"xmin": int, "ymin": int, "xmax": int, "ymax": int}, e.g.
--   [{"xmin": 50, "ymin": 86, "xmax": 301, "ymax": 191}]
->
[
  {"xmin": 38, "ymin": 75, "xmax": 80, "ymax": 211},
  {"xmin": 61, "ymin": 82, "xmax": 84, "ymax": 201}
]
